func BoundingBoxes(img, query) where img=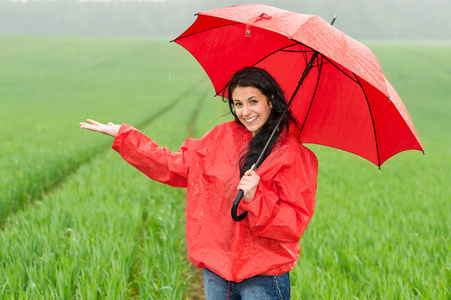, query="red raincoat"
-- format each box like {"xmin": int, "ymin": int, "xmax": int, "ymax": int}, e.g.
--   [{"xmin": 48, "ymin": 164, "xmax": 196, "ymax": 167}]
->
[{"xmin": 112, "ymin": 121, "xmax": 318, "ymax": 282}]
